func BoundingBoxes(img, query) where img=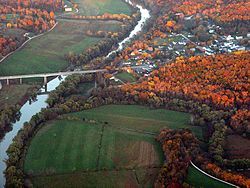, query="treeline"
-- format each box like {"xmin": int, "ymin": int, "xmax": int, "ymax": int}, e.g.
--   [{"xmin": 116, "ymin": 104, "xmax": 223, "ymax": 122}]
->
[
  {"xmin": 84, "ymin": 30, "xmax": 120, "ymax": 38},
  {"xmin": 0, "ymin": 86, "xmax": 38, "ymax": 141},
  {"xmin": 47, "ymin": 74, "xmax": 95, "ymax": 107},
  {"xmin": 0, "ymin": 0, "xmax": 63, "ymax": 12},
  {"xmin": 0, "ymin": 6, "xmax": 56, "ymax": 33},
  {"xmin": 155, "ymin": 129, "xmax": 200, "ymax": 187},
  {"xmin": 0, "ymin": 105, "xmax": 21, "ymax": 140},
  {"xmin": 65, "ymin": 12, "xmax": 141, "ymax": 67},
  {"xmin": 0, "ymin": 36, "xmax": 26, "ymax": 57},
  {"xmin": 60, "ymin": 13, "xmax": 132, "ymax": 22},
  {"xmin": 208, "ymin": 123, "xmax": 250, "ymax": 170}
]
